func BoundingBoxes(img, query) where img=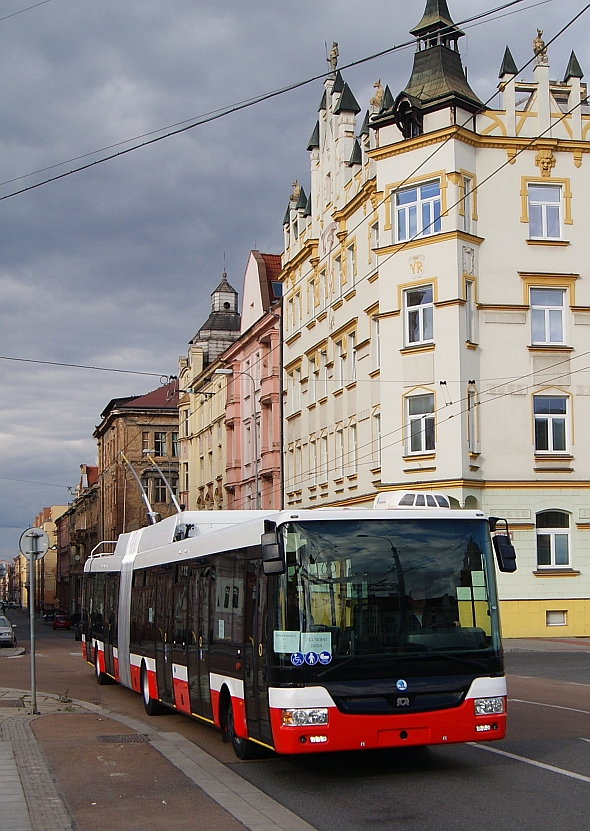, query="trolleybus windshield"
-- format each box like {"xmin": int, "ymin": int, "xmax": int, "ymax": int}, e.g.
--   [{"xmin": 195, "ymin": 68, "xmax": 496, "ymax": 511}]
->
[{"xmin": 273, "ymin": 519, "xmax": 501, "ymax": 679}]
